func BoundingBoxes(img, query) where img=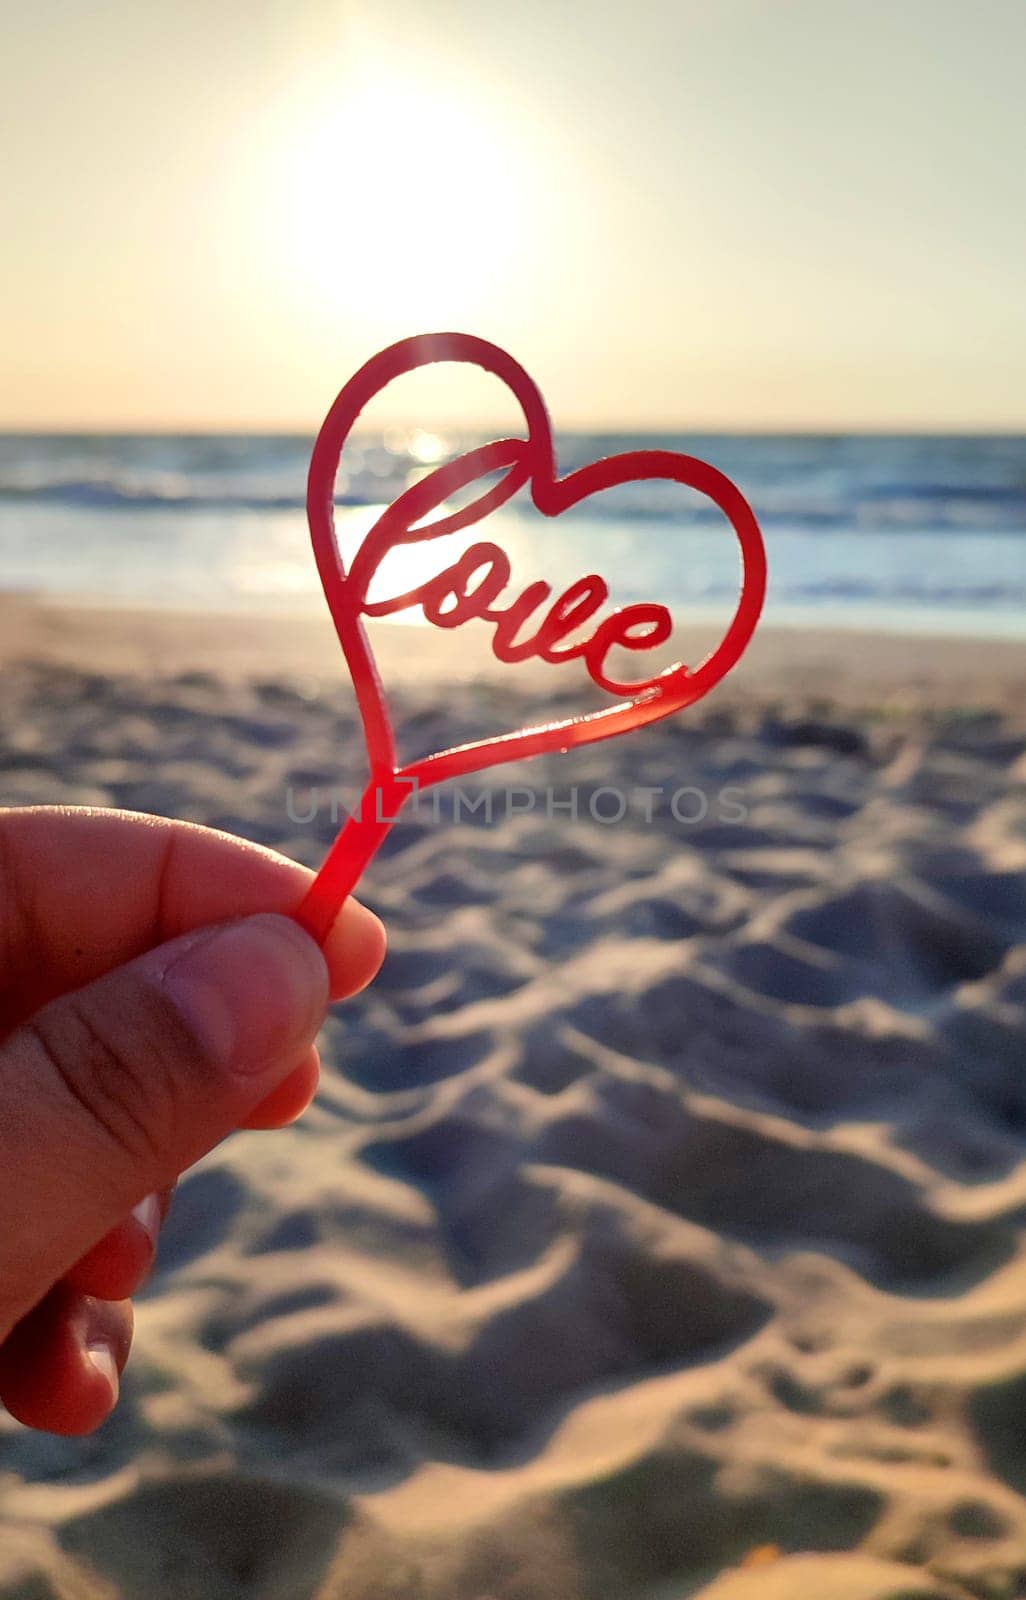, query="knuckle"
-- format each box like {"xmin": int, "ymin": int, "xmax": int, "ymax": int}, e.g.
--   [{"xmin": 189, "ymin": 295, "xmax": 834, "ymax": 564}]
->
[{"xmin": 22, "ymin": 994, "xmax": 173, "ymax": 1167}]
